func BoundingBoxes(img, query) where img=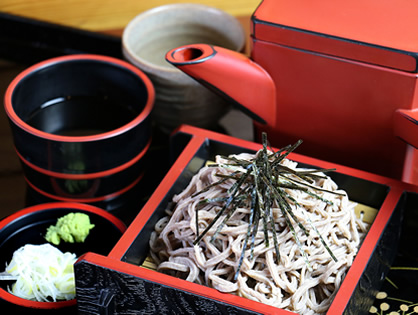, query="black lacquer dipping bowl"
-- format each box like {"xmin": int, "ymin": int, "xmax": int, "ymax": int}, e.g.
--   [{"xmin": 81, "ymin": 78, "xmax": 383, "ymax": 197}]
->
[{"xmin": 4, "ymin": 54, "xmax": 154, "ymax": 206}]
